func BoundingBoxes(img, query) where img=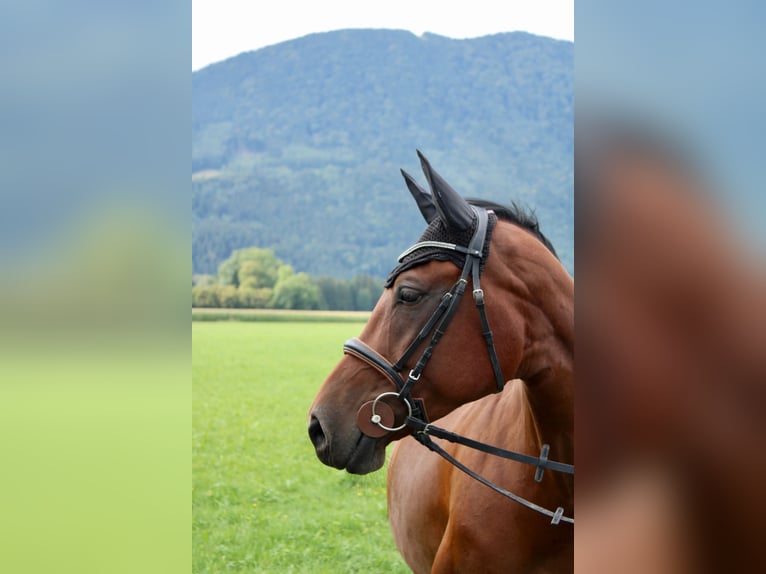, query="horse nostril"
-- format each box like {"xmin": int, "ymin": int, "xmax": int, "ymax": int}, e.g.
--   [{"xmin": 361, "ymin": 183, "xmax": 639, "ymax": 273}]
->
[{"xmin": 308, "ymin": 415, "xmax": 326, "ymax": 450}]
